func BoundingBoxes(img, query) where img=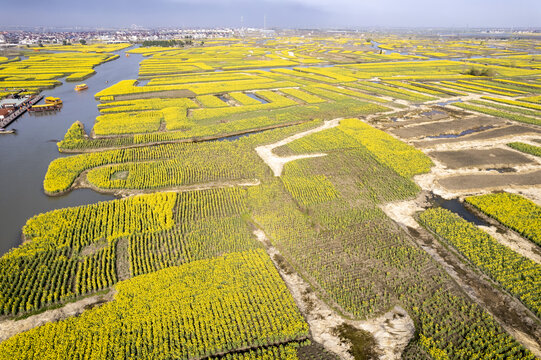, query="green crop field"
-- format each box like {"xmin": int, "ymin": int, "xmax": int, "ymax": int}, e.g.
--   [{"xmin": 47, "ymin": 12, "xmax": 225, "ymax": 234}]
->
[{"xmin": 2, "ymin": 32, "xmax": 541, "ymax": 359}]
